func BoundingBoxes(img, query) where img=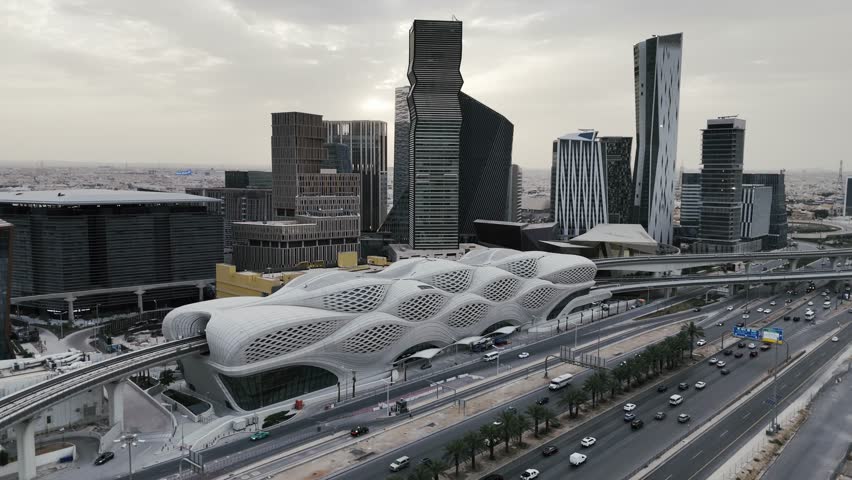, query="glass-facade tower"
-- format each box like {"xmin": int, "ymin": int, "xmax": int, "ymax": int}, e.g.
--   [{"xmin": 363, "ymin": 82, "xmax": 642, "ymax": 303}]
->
[{"xmin": 699, "ymin": 118, "xmax": 746, "ymax": 244}]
